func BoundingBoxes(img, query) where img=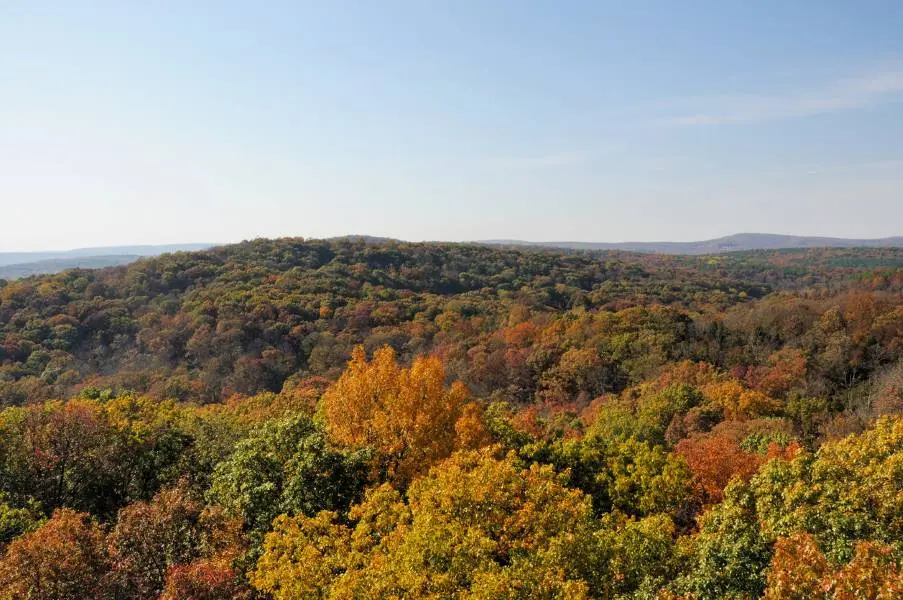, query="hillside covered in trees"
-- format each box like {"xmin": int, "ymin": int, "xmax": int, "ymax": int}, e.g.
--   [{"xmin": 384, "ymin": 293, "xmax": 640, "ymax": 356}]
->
[{"xmin": 0, "ymin": 238, "xmax": 900, "ymax": 599}]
